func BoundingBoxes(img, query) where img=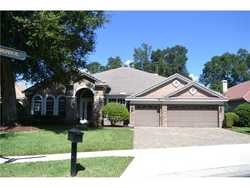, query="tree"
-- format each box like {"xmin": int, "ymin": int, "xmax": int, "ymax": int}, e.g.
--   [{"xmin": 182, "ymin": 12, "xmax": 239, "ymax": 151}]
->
[
  {"xmin": 106, "ymin": 56, "xmax": 123, "ymax": 70},
  {"xmin": 199, "ymin": 49, "xmax": 250, "ymax": 92},
  {"xmin": 150, "ymin": 45, "xmax": 189, "ymax": 77},
  {"xmin": 86, "ymin": 61, "xmax": 105, "ymax": 73},
  {"xmin": 0, "ymin": 11, "xmax": 107, "ymax": 125},
  {"xmin": 151, "ymin": 49, "xmax": 168, "ymax": 75},
  {"xmin": 234, "ymin": 103, "xmax": 250, "ymax": 127},
  {"xmin": 132, "ymin": 43, "xmax": 152, "ymax": 72}
]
